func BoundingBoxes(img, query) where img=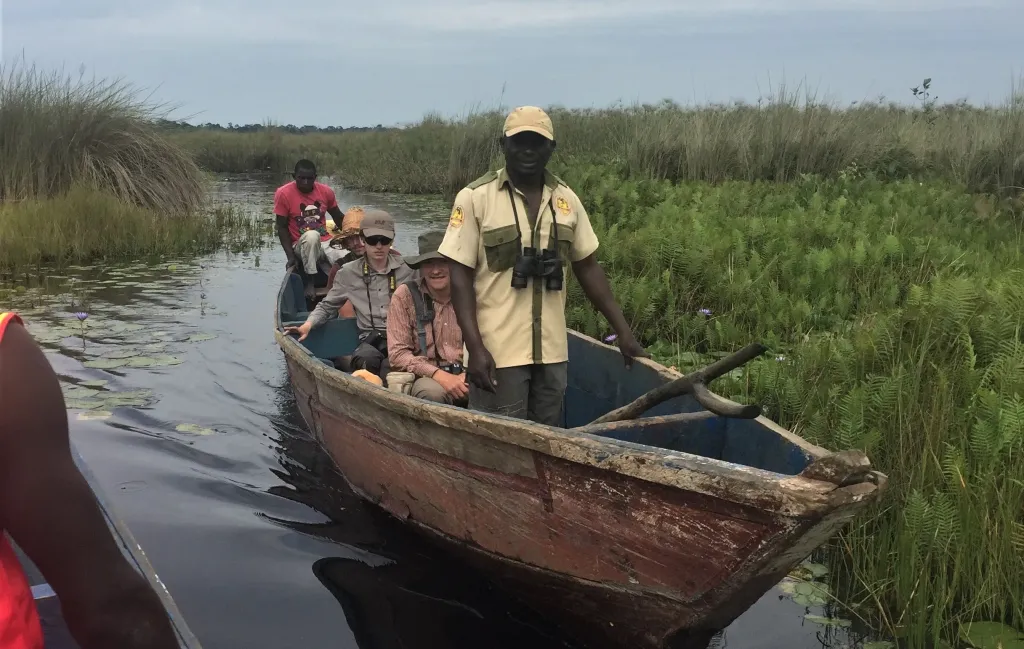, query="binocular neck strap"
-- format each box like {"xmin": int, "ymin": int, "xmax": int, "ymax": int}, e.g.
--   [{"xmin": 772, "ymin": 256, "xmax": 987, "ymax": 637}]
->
[
  {"xmin": 363, "ymin": 259, "xmax": 397, "ymax": 333},
  {"xmin": 505, "ymin": 185, "xmax": 559, "ymax": 251}
]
